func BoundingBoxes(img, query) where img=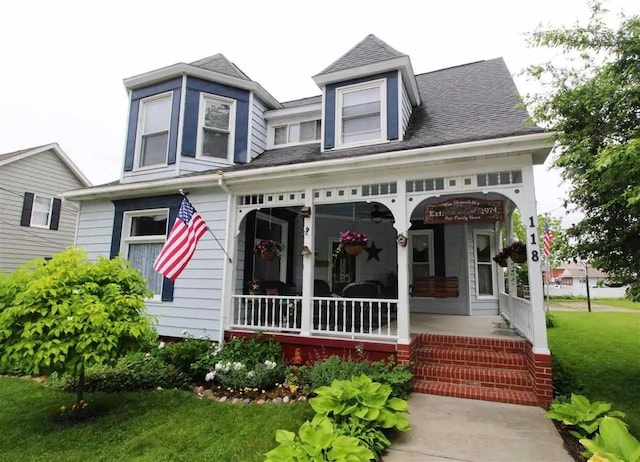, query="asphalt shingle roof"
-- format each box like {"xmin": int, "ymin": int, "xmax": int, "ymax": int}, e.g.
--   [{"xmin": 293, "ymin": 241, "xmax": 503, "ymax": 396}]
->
[
  {"xmin": 317, "ymin": 34, "xmax": 407, "ymax": 75},
  {"xmin": 226, "ymin": 57, "xmax": 543, "ymax": 172},
  {"xmin": 190, "ymin": 53, "xmax": 251, "ymax": 81},
  {"xmin": 0, "ymin": 144, "xmax": 50, "ymax": 162}
]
